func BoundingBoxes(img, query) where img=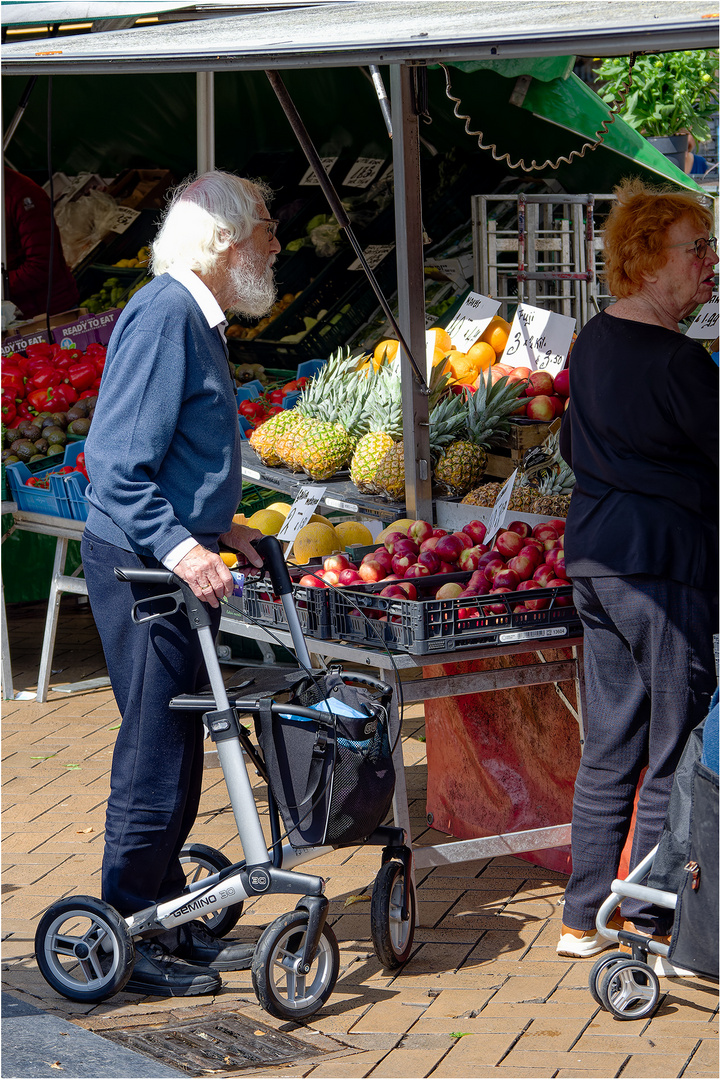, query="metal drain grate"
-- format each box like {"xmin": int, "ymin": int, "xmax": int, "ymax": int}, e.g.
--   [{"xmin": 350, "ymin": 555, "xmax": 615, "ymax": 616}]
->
[{"xmin": 101, "ymin": 1010, "xmax": 321, "ymax": 1075}]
